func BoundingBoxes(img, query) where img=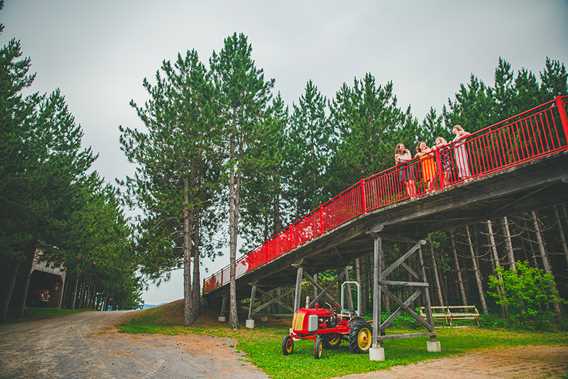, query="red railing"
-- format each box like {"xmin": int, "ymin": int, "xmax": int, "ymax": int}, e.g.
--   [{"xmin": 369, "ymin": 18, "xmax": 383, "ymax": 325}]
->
[{"xmin": 203, "ymin": 96, "xmax": 568, "ymax": 294}]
